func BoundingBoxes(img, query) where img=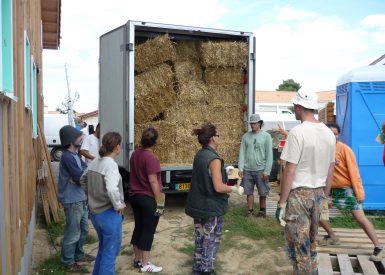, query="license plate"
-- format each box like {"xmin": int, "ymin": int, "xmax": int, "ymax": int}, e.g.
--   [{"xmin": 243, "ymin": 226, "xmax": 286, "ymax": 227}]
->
[{"xmin": 176, "ymin": 183, "xmax": 190, "ymax": 191}]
